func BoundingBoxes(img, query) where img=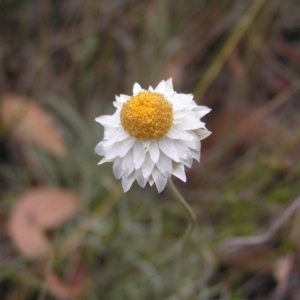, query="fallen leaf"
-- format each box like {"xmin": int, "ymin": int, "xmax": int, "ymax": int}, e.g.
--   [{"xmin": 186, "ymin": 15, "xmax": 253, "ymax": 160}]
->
[
  {"xmin": 46, "ymin": 272, "xmax": 84, "ymax": 298},
  {"xmin": 8, "ymin": 211, "xmax": 50, "ymax": 259},
  {"xmin": 0, "ymin": 94, "xmax": 67, "ymax": 156},
  {"xmin": 8, "ymin": 188, "xmax": 79, "ymax": 259},
  {"xmin": 19, "ymin": 188, "xmax": 78, "ymax": 229}
]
